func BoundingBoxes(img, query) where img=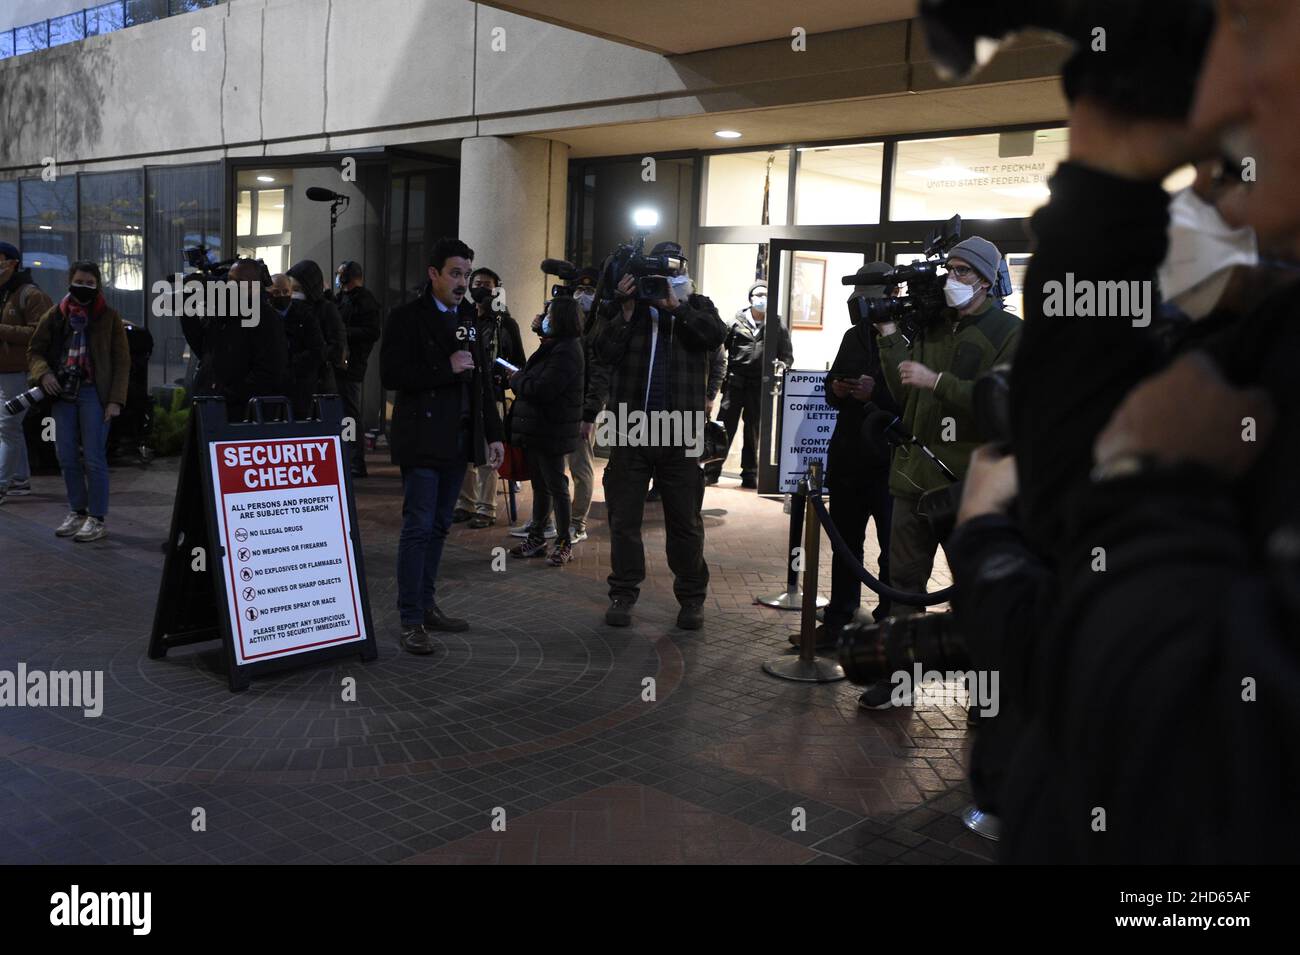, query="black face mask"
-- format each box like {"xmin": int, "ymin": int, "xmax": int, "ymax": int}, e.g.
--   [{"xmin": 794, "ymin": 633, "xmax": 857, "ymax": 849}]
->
[
  {"xmin": 469, "ymin": 285, "xmax": 493, "ymax": 305},
  {"xmin": 68, "ymin": 284, "xmax": 98, "ymax": 306}
]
